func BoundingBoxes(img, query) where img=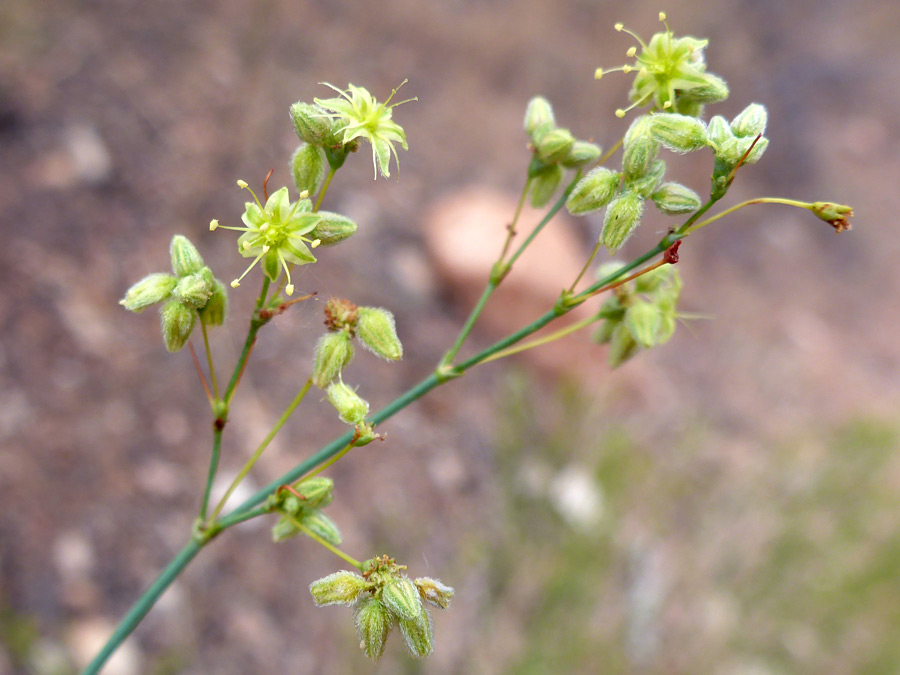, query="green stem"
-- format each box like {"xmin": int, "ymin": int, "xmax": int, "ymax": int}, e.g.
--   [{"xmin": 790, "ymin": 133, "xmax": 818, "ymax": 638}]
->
[
  {"xmin": 314, "ymin": 168, "xmax": 336, "ymax": 213},
  {"xmin": 481, "ymin": 312, "xmax": 601, "ymax": 364},
  {"xmin": 286, "ymin": 514, "xmax": 363, "ymax": 570},
  {"xmin": 683, "ymin": 197, "xmax": 812, "ymax": 235},
  {"xmin": 223, "ymin": 278, "xmax": 270, "ymax": 405},
  {"xmin": 499, "ymin": 177, "xmax": 532, "ymax": 261},
  {"xmin": 80, "ymin": 541, "xmax": 203, "ymax": 675},
  {"xmin": 199, "ymin": 426, "xmax": 224, "ymax": 521},
  {"xmin": 568, "ymin": 241, "xmax": 603, "ymax": 294},
  {"xmin": 299, "ymin": 440, "xmax": 356, "ymax": 481},
  {"xmin": 596, "ymin": 137, "xmax": 624, "ymax": 166},
  {"xmin": 208, "ymin": 377, "xmax": 313, "ymax": 524},
  {"xmin": 200, "ymin": 320, "xmax": 220, "ymax": 402}
]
